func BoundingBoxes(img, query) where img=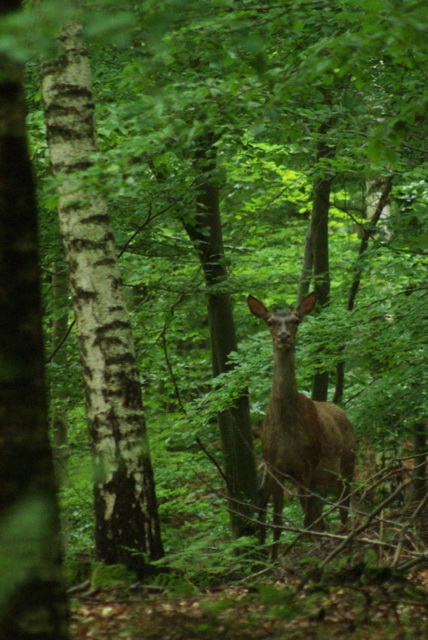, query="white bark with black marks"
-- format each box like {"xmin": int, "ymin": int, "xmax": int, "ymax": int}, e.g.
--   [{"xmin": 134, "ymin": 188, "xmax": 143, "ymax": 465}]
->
[{"xmin": 40, "ymin": 23, "xmax": 163, "ymax": 573}]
